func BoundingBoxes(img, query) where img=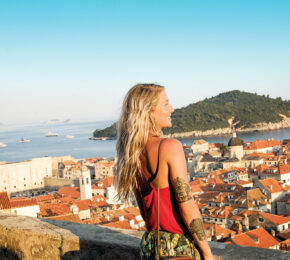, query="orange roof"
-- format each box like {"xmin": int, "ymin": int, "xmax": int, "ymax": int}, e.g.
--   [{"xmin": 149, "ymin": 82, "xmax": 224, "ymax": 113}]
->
[
  {"xmin": 47, "ymin": 214, "xmax": 81, "ymax": 223},
  {"xmin": 237, "ymin": 180, "xmax": 252, "ymax": 185},
  {"xmin": 258, "ymin": 212, "xmax": 290, "ymax": 225},
  {"xmin": 97, "ymin": 176, "xmax": 114, "ymax": 188},
  {"xmin": 0, "ymin": 192, "xmax": 11, "ymax": 210},
  {"xmin": 232, "ymin": 227, "xmax": 279, "ymax": 248},
  {"xmin": 248, "ymin": 152, "xmax": 275, "ymax": 158},
  {"xmin": 278, "ymin": 163, "xmax": 290, "ymax": 174},
  {"xmin": 92, "ymin": 195, "xmax": 110, "ymax": 207},
  {"xmin": 244, "ymin": 139, "xmax": 281, "ymax": 150},
  {"xmin": 10, "ymin": 198, "xmax": 38, "ymax": 208},
  {"xmin": 39, "ymin": 203, "xmax": 71, "ymax": 217},
  {"xmin": 255, "ymin": 164, "xmax": 270, "ymax": 173},
  {"xmin": 35, "ymin": 194, "xmax": 54, "ymax": 203},
  {"xmin": 57, "ymin": 187, "xmax": 80, "ymax": 199},
  {"xmin": 73, "ymin": 199, "xmax": 91, "ymax": 211},
  {"xmin": 259, "ymin": 178, "xmax": 290, "ymax": 193}
]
